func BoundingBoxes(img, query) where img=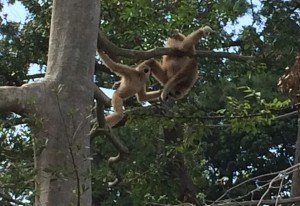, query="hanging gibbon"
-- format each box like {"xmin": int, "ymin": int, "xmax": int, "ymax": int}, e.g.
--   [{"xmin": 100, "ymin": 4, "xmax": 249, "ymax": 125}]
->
[
  {"xmin": 147, "ymin": 26, "xmax": 213, "ymax": 101},
  {"xmin": 98, "ymin": 49, "xmax": 161, "ymax": 127}
]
